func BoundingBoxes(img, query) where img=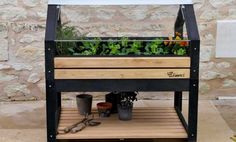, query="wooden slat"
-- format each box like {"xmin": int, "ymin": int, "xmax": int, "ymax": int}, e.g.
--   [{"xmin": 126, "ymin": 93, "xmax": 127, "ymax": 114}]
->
[
  {"xmin": 62, "ymin": 107, "xmax": 175, "ymax": 110},
  {"xmin": 61, "ymin": 108, "xmax": 176, "ymax": 114},
  {"xmin": 57, "ymin": 107, "xmax": 187, "ymax": 140},
  {"xmin": 61, "ymin": 113, "xmax": 177, "ymax": 117},
  {"xmin": 60, "ymin": 119, "xmax": 180, "ymax": 123},
  {"xmin": 54, "ymin": 57, "xmax": 190, "ymax": 68},
  {"xmin": 55, "ymin": 69, "xmax": 190, "ymax": 79},
  {"xmin": 58, "ymin": 121, "xmax": 183, "ymax": 126}
]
